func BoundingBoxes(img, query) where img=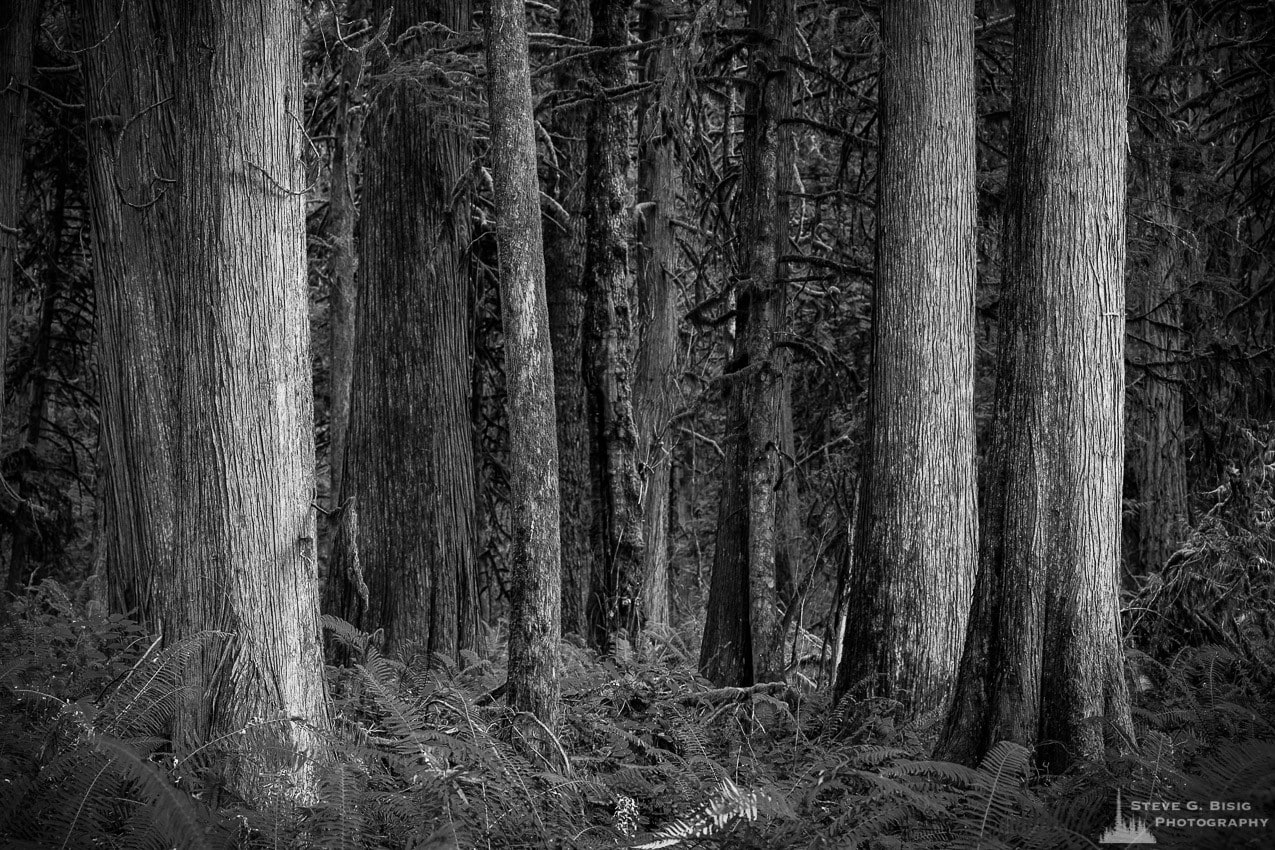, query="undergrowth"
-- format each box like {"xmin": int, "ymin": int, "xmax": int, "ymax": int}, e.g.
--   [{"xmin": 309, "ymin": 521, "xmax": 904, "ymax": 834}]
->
[{"xmin": 1, "ymin": 579, "xmax": 1272, "ymax": 849}]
